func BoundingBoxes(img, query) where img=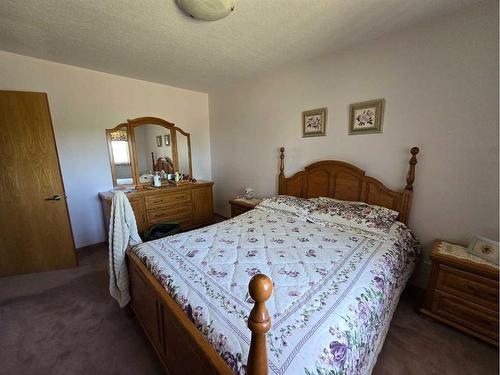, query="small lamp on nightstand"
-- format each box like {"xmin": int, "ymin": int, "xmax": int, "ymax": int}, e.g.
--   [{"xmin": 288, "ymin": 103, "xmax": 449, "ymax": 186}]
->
[{"xmin": 243, "ymin": 187, "xmax": 254, "ymax": 199}]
